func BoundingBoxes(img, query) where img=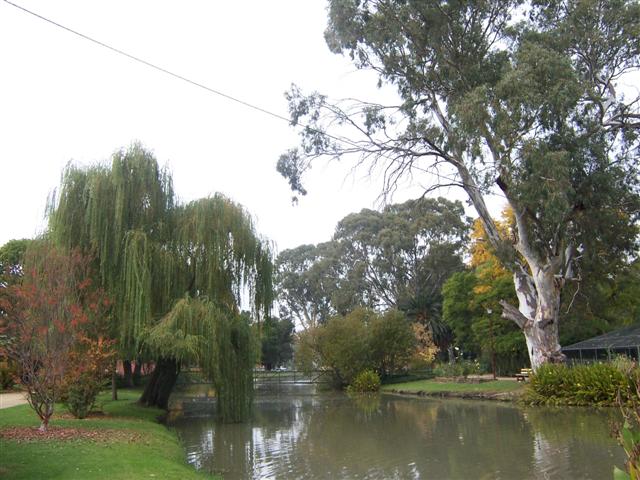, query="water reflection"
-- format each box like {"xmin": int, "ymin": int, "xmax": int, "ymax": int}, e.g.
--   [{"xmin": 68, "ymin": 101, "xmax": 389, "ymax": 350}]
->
[{"xmin": 170, "ymin": 393, "xmax": 624, "ymax": 479}]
